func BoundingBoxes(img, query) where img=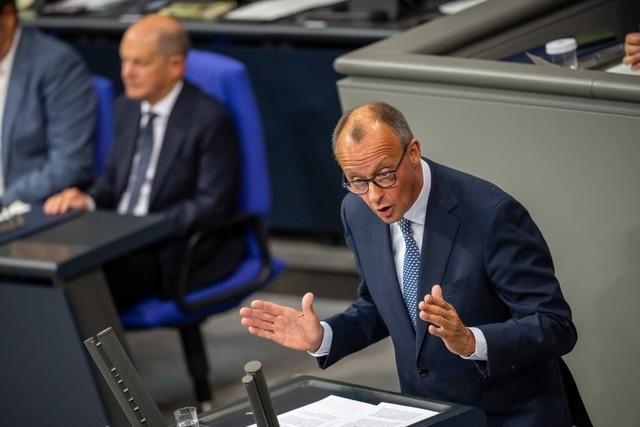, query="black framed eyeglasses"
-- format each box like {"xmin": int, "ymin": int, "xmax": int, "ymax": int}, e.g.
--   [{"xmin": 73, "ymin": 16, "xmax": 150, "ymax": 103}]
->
[{"xmin": 341, "ymin": 145, "xmax": 409, "ymax": 195}]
